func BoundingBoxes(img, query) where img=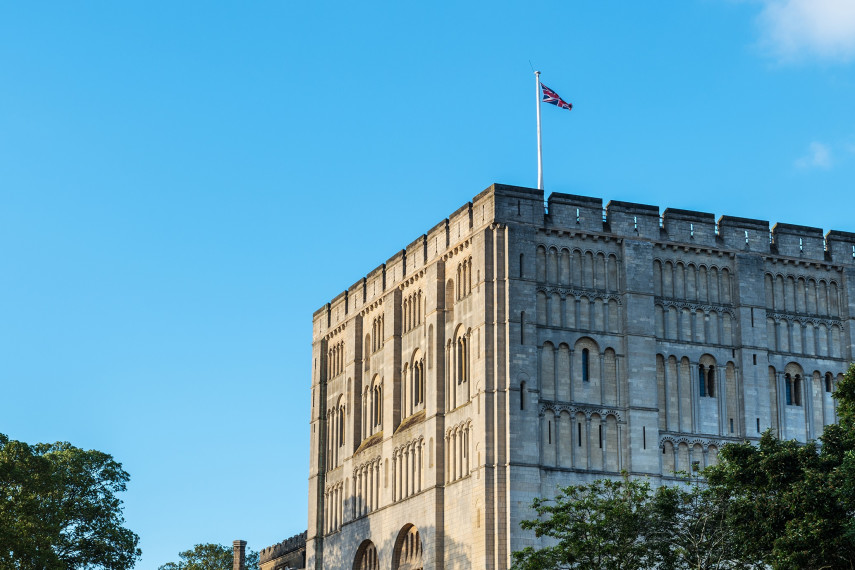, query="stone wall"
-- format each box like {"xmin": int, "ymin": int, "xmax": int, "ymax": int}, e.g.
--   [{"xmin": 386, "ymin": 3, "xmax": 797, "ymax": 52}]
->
[{"xmin": 303, "ymin": 183, "xmax": 854, "ymax": 569}]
